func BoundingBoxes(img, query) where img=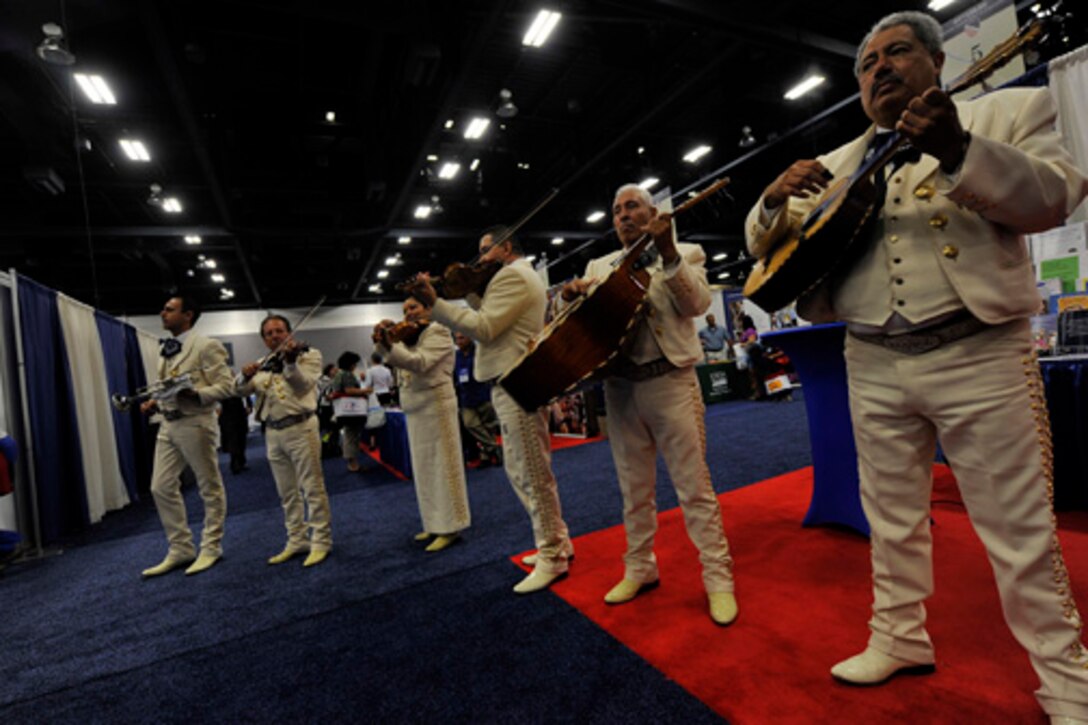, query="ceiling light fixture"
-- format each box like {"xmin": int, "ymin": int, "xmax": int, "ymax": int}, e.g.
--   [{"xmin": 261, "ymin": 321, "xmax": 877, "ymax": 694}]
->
[
  {"xmin": 368, "ymin": 284, "xmax": 382, "ymax": 293},
  {"xmin": 784, "ymin": 74, "xmax": 826, "ymax": 100},
  {"xmin": 496, "ymin": 89, "xmax": 518, "ymax": 119},
  {"xmin": 161, "ymin": 197, "xmax": 183, "ymax": 213},
  {"xmin": 523, "ymin": 9, "xmax": 562, "ymax": 47},
  {"xmin": 438, "ymin": 162, "xmax": 461, "ymax": 179},
  {"xmin": 637, "ymin": 146, "xmax": 646, "ymax": 155},
  {"xmin": 184, "ymin": 235, "xmax": 202, "ymax": 245},
  {"xmin": 717, "ymin": 272, "xmax": 731, "ymax": 280},
  {"xmin": 464, "ymin": 117, "xmax": 490, "ymax": 140},
  {"xmin": 713, "ymin": 252, "xmax": 727, "ymax": 261},
  {"xmin": 444, "ymin": 119, "xmax": 454, "ymax": 129},
  {"xmin": 203, "ymin": 258, "xmax": 217, "ymax": 269},
  {"xmin": 738, "ymin": 126, "xmax": 757, "ymax": 148},
  {"xmin": 73, "ymin": 73, "xmax": 116, "ymax": 105},
  {"xmin": 118, "ymin": 139, "xmax": 150, "ymax": 162},
  {"xmin": 425, "ymin": 154, "xmax": 439, "ymax": 162},
  {"xmin": 397, "ymin": 236, "xmax": 412, "ymax": 245},
  {"xmin": 220, "ymin": 288, "xmax": 235, "ymax": 300},
  {"xmin": 377, "ymin": 269, "xmax": 390, "ymax": 279},
  {"xmin": 470, "ymin": 158, "xmax": 480, "ymax": 171},
  {"xmin": 325, "ymin": 110, "xmax": 336, "ymax": 123},
  {"xmin": 586, "ymin": 210, "xmax": 606, "ymax": 223},
  {"xmin": 211, "ymin": 273, "xmax": 225, "ymax": 283},
  {"xmin": 384, "ymin": 255, "xmax": 401, "ymax": 266},
  {"xmin": 413, "ymin": 205, "xmax": 432, "ymax": 219},
  {"xmin": 927, "ymin": 0, "xmax": 957, "ymax": 10},
  {"xmin": 551, "ymin": 237, "xmax": 565, "ymax": 246},
  {"xmin": 37, "ymin": 23, "xmax": 76, "ymax": 66},
  {"xmin": 638, "ymin": 177, "xmax": 660, "ymax": 190},
  {"xmin": 683, "ymin": 145, "xmax": 712, "ymax": 163}
]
